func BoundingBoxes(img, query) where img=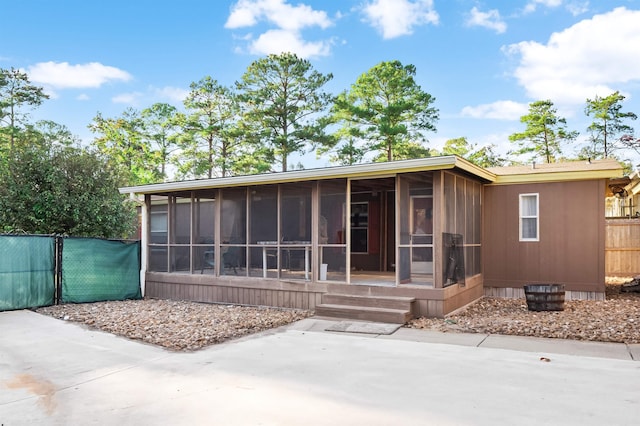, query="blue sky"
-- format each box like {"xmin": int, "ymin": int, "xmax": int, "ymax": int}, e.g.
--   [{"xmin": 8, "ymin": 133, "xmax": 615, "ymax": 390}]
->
[{"xmin": 2, "ymin": 0, "xmax": 640, "ymax": 169}]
